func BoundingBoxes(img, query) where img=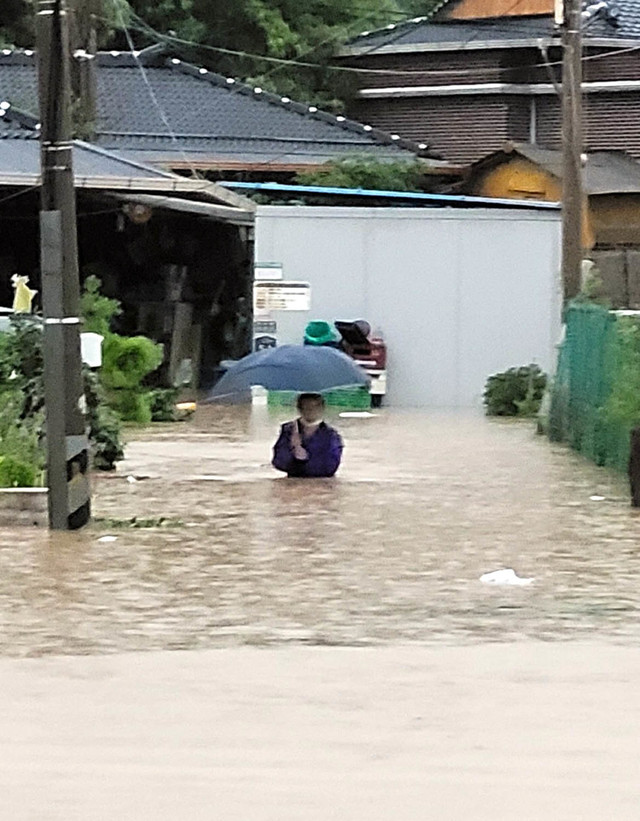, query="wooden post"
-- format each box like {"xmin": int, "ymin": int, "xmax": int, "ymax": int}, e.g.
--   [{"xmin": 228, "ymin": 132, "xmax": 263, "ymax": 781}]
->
[
  {"xmin": 560, "ymin": 0, "xmax": 584, "ymax": 303},
  {"xmin": 36, "ymin": 0, "xmax": 91, "ymax": 529}
]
